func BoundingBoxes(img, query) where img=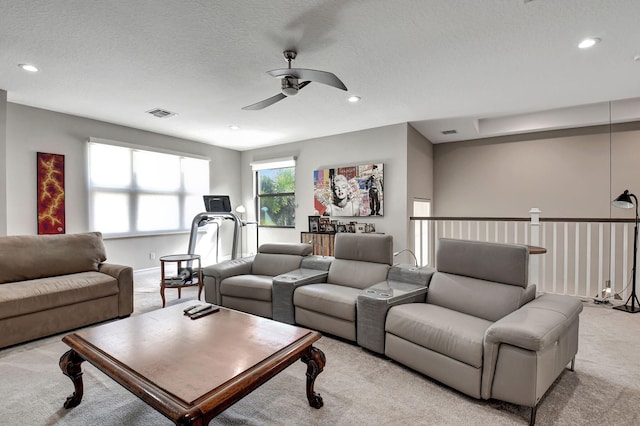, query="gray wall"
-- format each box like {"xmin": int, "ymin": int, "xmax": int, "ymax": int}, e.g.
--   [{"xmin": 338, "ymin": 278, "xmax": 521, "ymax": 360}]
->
[
  {"xmin": 0, "ymin": 90, "xmax": 6, "ymax": 236},
  {"xmin": 5, "ymin": 103, "xmax": 241, "ymax": 269},
  {"xmin": 433, "ymin": 123, "xmax": 640, "ymax": 219},
  {"xmin": 407, "ymin": 124, "xmax": 433, "ymax": 209},
  {"xmin": 240, "ymin": 123, "xmax": 421, "ymax": 254}
]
